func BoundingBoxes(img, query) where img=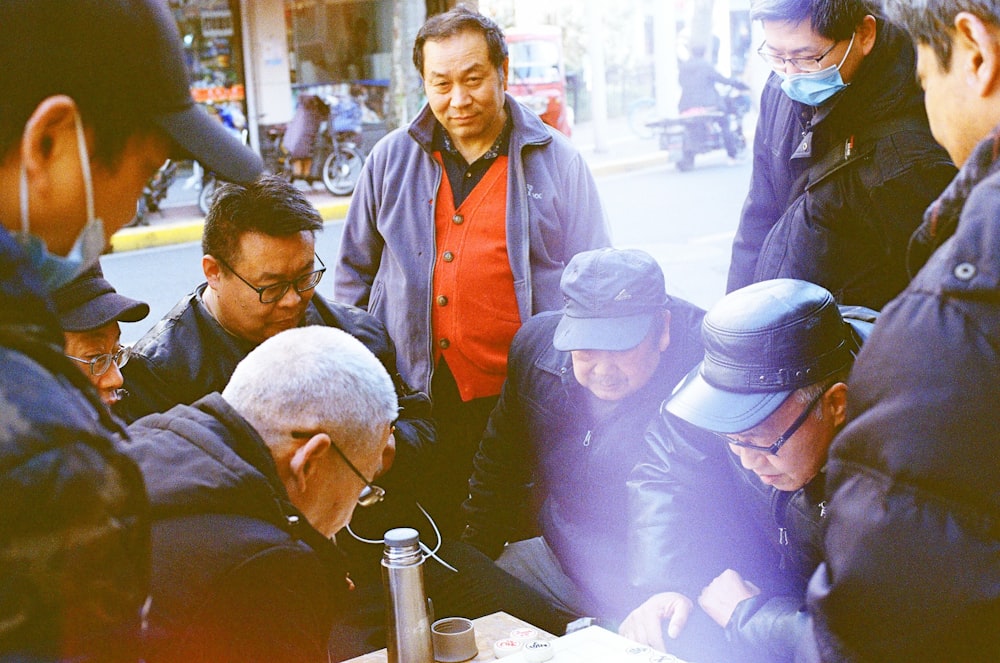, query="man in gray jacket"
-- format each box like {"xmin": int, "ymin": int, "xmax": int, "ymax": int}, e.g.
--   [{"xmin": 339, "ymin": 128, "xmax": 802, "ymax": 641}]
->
[{"xmin": 334, "ymin": 5, "xmax": 610, "ymax": 537}]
